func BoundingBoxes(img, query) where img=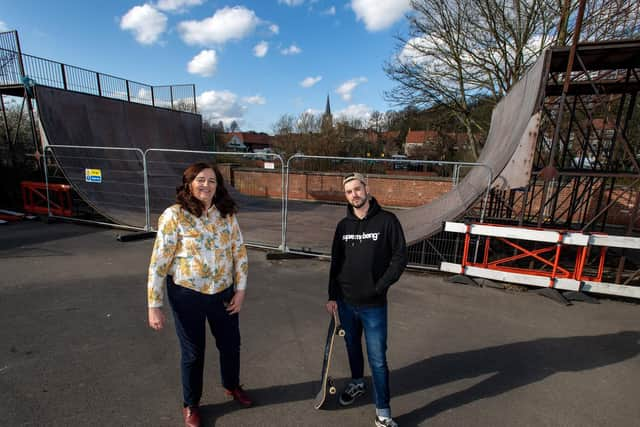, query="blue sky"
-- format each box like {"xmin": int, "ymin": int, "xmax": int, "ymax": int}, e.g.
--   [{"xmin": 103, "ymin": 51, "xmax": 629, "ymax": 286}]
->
[{"xmin": 1, "ymin": 0, "xmax": 411, "ymax": 133}]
